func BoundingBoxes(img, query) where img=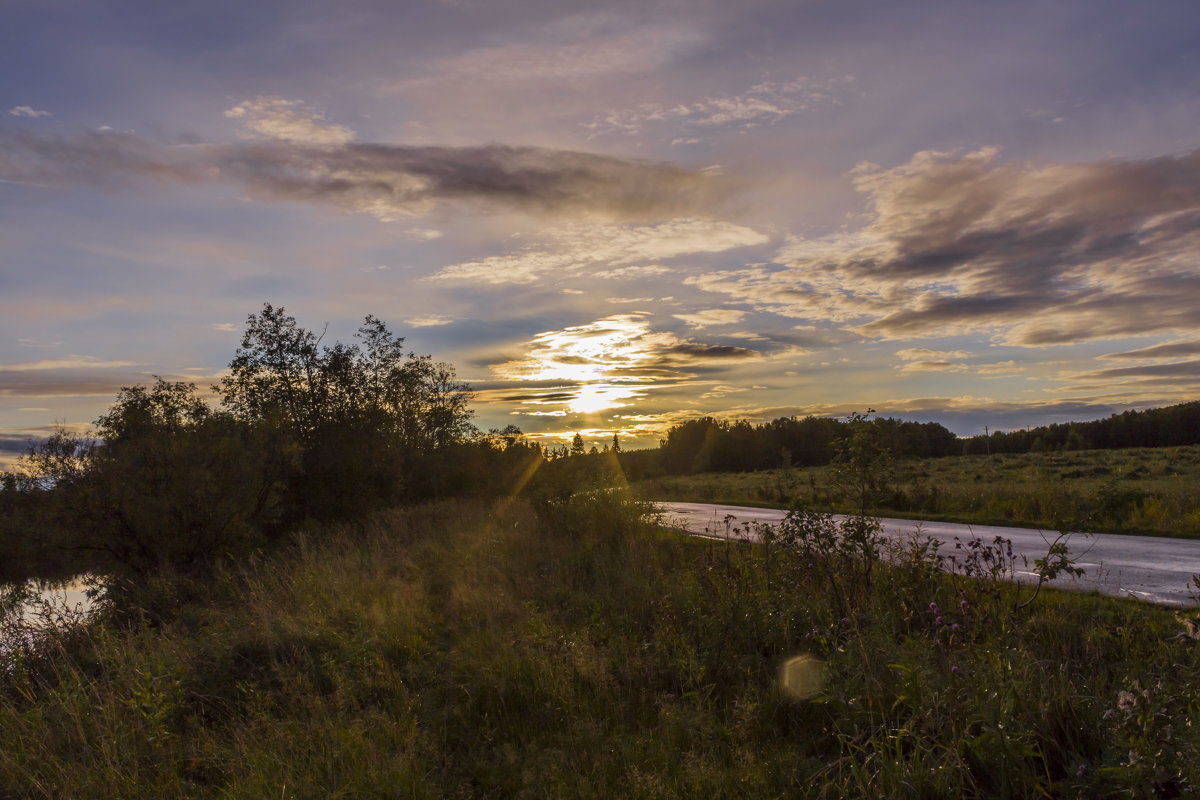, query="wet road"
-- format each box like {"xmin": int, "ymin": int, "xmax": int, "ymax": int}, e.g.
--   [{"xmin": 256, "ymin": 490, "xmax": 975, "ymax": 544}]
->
[{"xmin": 655, "ymin": 502, "xmax": 1200, "ymax": 607}]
